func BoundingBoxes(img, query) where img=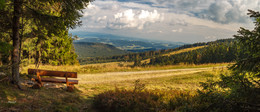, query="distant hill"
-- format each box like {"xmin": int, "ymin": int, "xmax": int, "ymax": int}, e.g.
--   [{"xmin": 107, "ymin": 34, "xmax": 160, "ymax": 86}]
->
[
  {"xmin": 141, "ymin": 46, "xmax": 207, "ymax": 63},
  {"xmin": 148, "ymin": 38, "xmax": 237, "ymax": 66},
  {"xmin": 71, "ymin": 32, "xmax": 185, "ymax": 52},
  {"xmin": 77, "ymin": 38, "xmax": 236, "ymax": 64},
  {"xmin": 74, "ymin": 42, "xmax": 129, "ymax": 58}
]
